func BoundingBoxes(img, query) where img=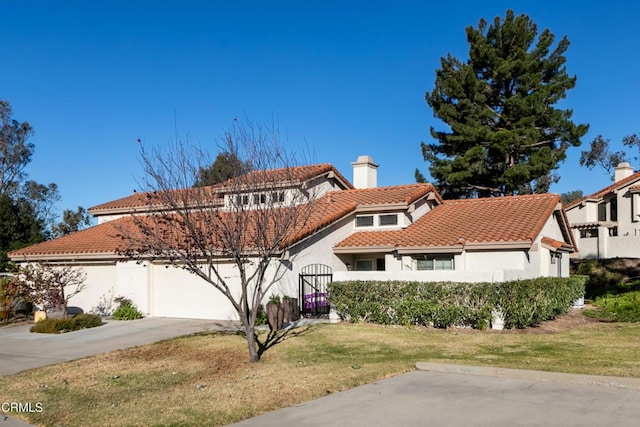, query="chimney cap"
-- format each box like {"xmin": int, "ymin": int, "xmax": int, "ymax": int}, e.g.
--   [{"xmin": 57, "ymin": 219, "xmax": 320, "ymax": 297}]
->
[{"xmin": 352, "ymin": 155, "xmax": 378, "ymax": 167}]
